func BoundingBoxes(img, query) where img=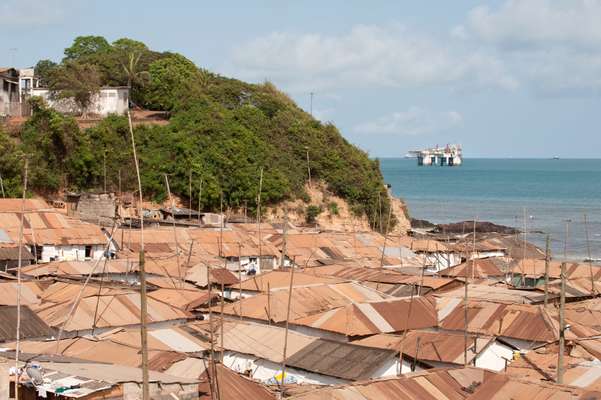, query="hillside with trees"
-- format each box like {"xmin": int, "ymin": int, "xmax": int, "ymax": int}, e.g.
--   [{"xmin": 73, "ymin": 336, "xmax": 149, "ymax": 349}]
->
[{"xmin": 0, "ymin": 36, "xmax": 396, "ymax": 231}]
